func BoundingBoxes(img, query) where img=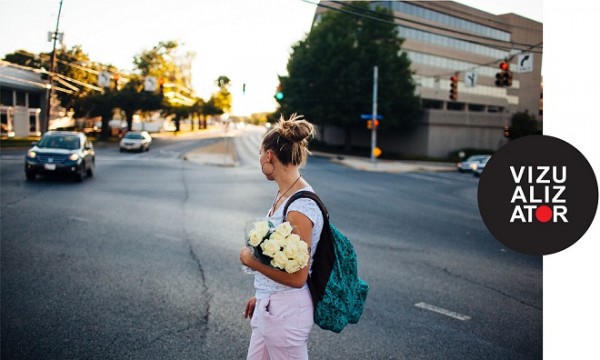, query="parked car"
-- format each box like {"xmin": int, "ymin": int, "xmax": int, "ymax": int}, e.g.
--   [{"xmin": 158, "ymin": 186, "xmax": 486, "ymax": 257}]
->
[
  {"xmin": 457, "ymin": 154, "xmax": 491, "ymax": 173},
  {"xmin": 120, "ymin": 131, "xmax": 152, "ymax": 152},
  {"xmin": 25, "ymin": 131, "xmax": 95, "ymax": 181},
  {"xmin": 473, "ymin": 155, "xmax": 491, "ymax": 177}
]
